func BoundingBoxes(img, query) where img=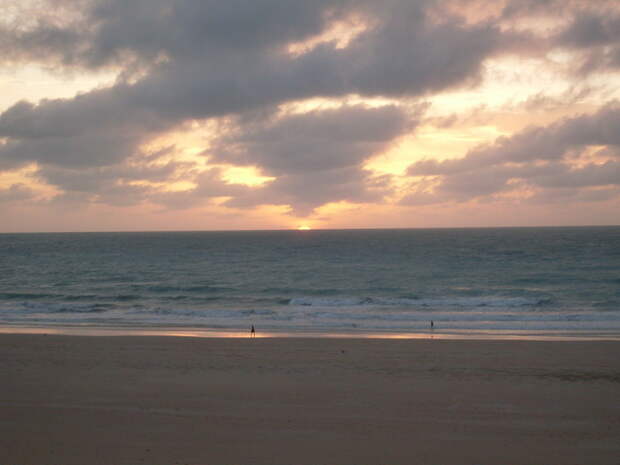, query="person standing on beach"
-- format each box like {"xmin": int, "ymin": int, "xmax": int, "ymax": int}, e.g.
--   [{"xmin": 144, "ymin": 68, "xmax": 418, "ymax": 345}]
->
[{"xmin": 251, "ymin": 325, "xmax": 255, "ymax": 338}]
